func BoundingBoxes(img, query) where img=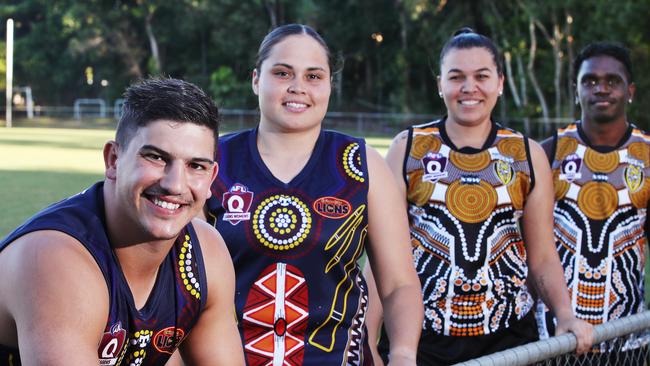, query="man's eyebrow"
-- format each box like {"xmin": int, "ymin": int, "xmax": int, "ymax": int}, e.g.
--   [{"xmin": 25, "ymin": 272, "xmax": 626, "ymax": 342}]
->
[
  {"xmin": 140, "ymin": 145, "xmax": 171, "ymax": 158},
  {"xmin": 140, "ymin": 145, "xmax": 214, "ymax": 165}
]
